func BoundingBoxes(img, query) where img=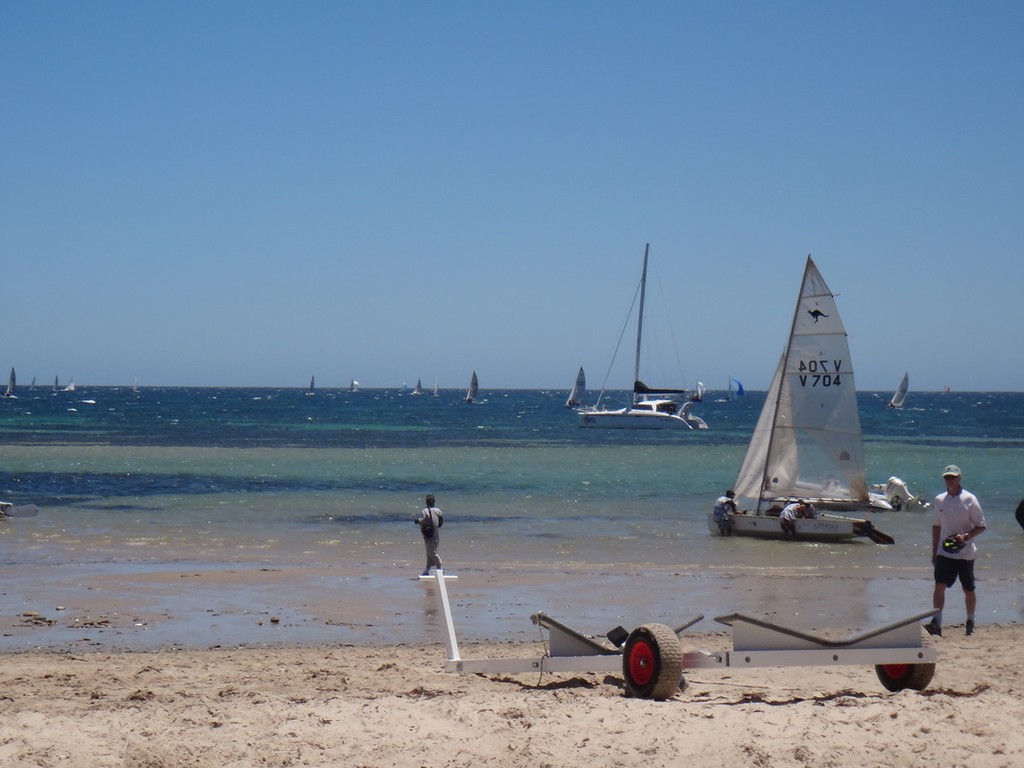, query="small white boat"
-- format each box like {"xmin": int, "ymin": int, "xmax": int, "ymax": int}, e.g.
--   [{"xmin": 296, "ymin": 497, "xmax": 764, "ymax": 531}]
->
[
  {"xmin": 432, "ymin": 378, "xmax": 440, "ymax": 397},
  {"xmin": 564, "ymin": 367, "xmax": 585, "ymax": 408},
  {"xmin": 465, "ymin": 371, "xmax": 478, "ymax": 403},
  {"xmin": 3, "ymin": 367, "xmax": 15, "ymax": 398},
  {"xmin": 411, "ymin": 379, "xmax": 424, "ymax": 396},
  {"xmin": 887, "ymin": 373, "xmax": 909, "ymax": 409},
  {"xmin": 306, "ymin": 375, "xmax": 316, "ymax": 396},
  {"xmin": 63, "ymin": 378, "xmax": 76, "ymax": 392},
  {"xmin": 350, "ymin": 379, "xmax": 360, "ymax": 392}
]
